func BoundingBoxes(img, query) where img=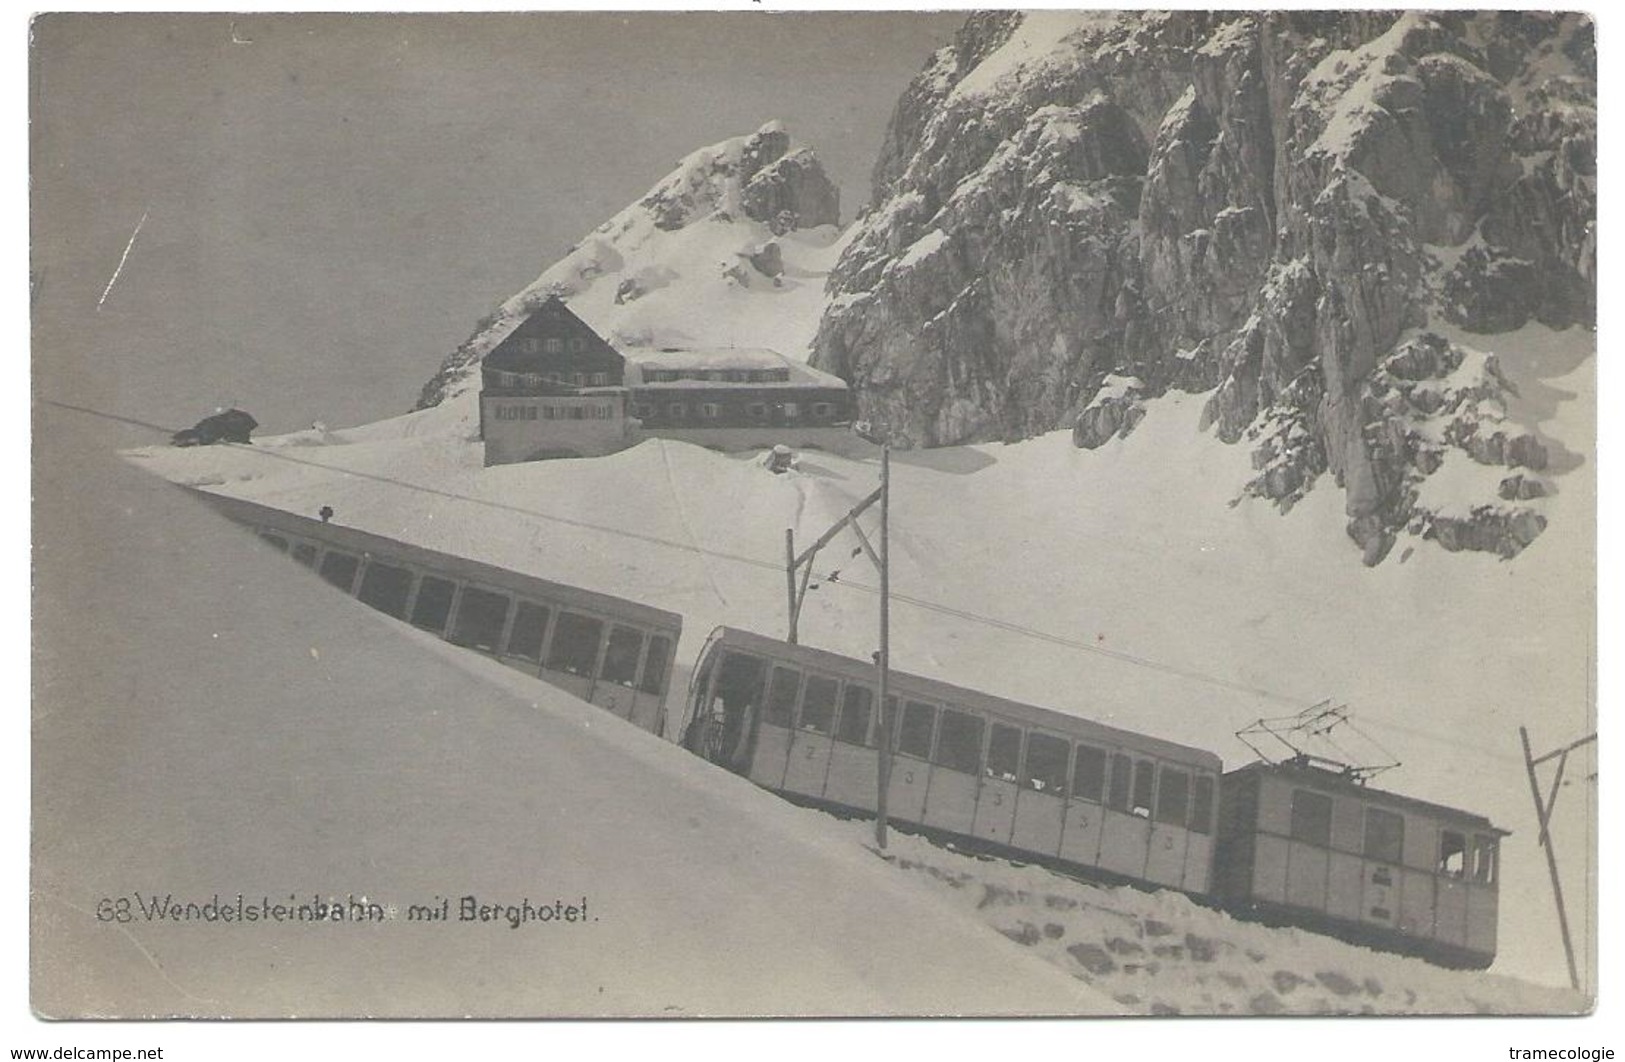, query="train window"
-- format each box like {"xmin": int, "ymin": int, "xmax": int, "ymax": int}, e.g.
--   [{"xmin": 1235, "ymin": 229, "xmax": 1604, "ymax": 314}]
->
[
  {"xmin": 1156, "ymin": 767, "xmax": 1190, "ymax": 826},
  {"xmin": 1290, "ymin": 789, "xmax": 1333, "ymax": 846},
  {"xmin": 292, "ymin": 542, "xmax": 318, "ymax": 567},
  {"xmin": 1472, "ymin": 835, "xmax": 1498, "ymax": 885},
  {"xmin": 764, "ymin": 667, "xmax": 801, "ymax": 726},
  {"xmin": 799, "ymin": 675, "xmax": 838, "ymax": 734},
  {"xmin": 318, "ymin": 551, "xmax": 361, "ymax": 593},
  {"xmin": 409, "ymin": 576, "xmax": 455, "ymax": 633},
  {"xmin": 1364, "ymin": 808, "xmax": 1405, "ymax": 864},
  {"xmin": 451, "ymin": 587, "xmax": 511, "ymax": 652},
  {"xmin": 258, "ymin": 532, "xmax": 288, "ymax": 552},
  {"xmin": 986, "ymin": 723, "xmax": 1020, "ymax": 782},
  {"xmin": 836, "ymin": 685, "xmax": 874, "ymax": 746},
  {"xmin": 601, "ymin": 626, "xmax": 644, "ymax": 686},
  {"xmin": 1023, "ymin": 732, "xmax": 1069, "ymax": 795},
  {"xmin": 1131, "ymin": 759, "xmax": 1155, "ymax": 818},
  {"xmin": 1191, "ymin": 774, "xmax": 1215, "ymax": 835},
  {"xmin": 897, "ymin": 701, "xmax": 935, "ymax": 758},
  {"xmin": 639, "ymin": 635, "xmax": 671, "ymax": 695},
  {"xmin": 506, "ymin": 603, "xmax": 551, "ymax": 661},
  {"xmin": 357, "ymin": 562, "xmax": 413, "ymax": 619},
  {"xmin": 1107, "ymin": 753, "xmax": 1132, "ymax": 812},
  {"xmin": 1073, "ymin": 745, "xmax": 1107, "ymax": 803},
  {"xmin": 933, "ymin": 709, "xmax": 984, "ymax": 775},
  {"xmin": 545, "ymin": 612, "xmax": 604, "ymax": 676},
  {"xmin": 1438, "ymin": 830, "xmax": 1467, "ymax": 878}
]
